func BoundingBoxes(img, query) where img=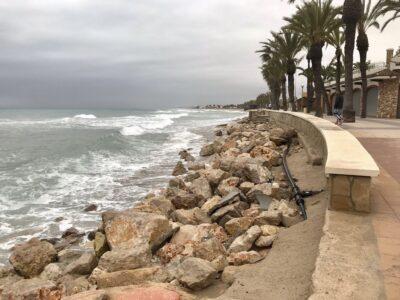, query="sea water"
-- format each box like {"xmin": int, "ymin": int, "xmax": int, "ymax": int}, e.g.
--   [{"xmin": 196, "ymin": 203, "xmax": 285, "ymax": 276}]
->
[{"xmin": 0, "ymin": 108, "xmax": 246, "ymax": 264}]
